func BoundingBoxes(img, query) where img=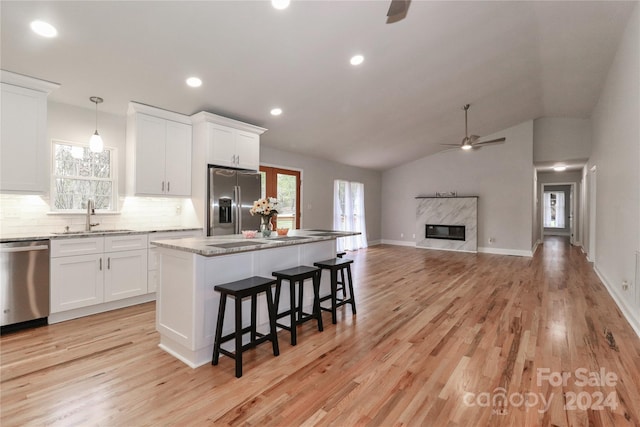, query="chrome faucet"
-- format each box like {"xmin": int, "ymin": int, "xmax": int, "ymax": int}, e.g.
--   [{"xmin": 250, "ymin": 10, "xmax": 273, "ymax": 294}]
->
[{"xmin": 85, "ymin": 199, "xmax": 100, "ymax": 231}]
